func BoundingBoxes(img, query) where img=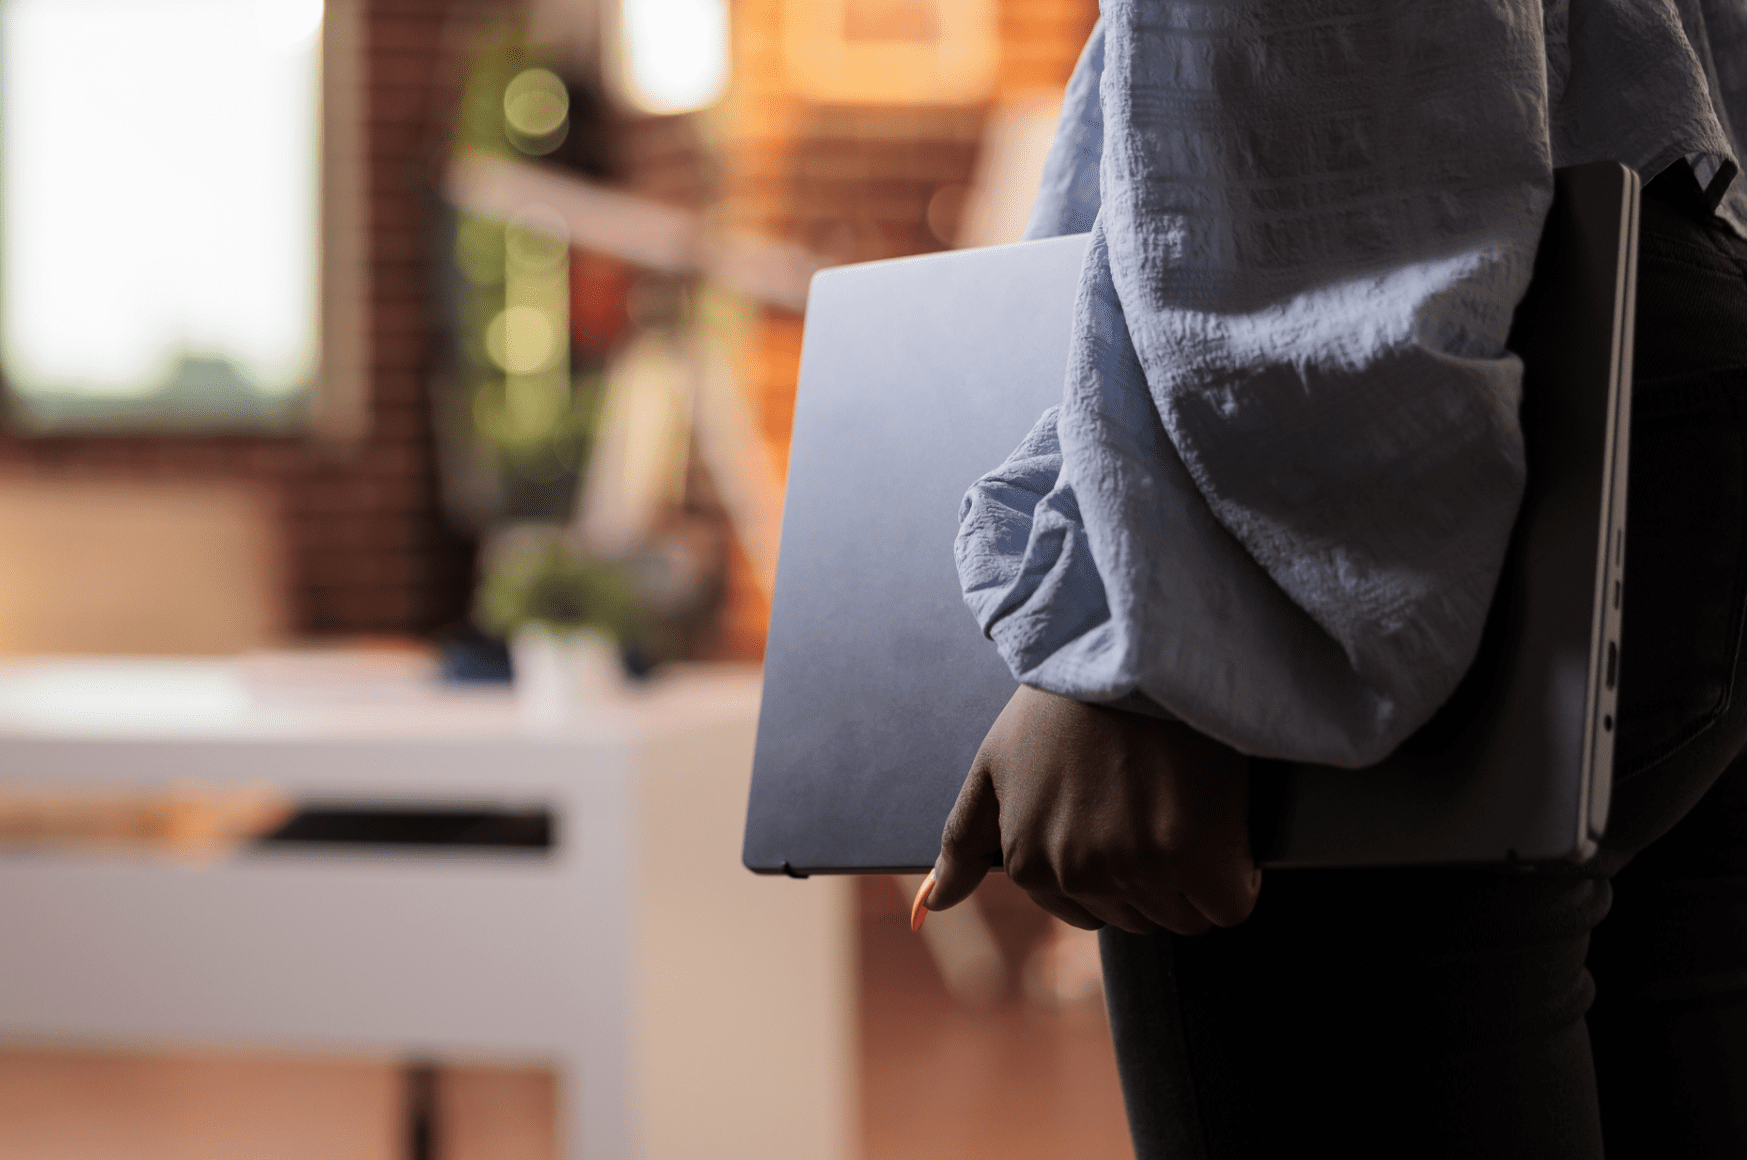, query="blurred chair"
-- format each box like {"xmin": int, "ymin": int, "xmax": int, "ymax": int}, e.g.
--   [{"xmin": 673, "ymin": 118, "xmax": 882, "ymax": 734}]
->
[{"xmin": 0, "ymin": 478, "xmax": 285, "ymax": 655}]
